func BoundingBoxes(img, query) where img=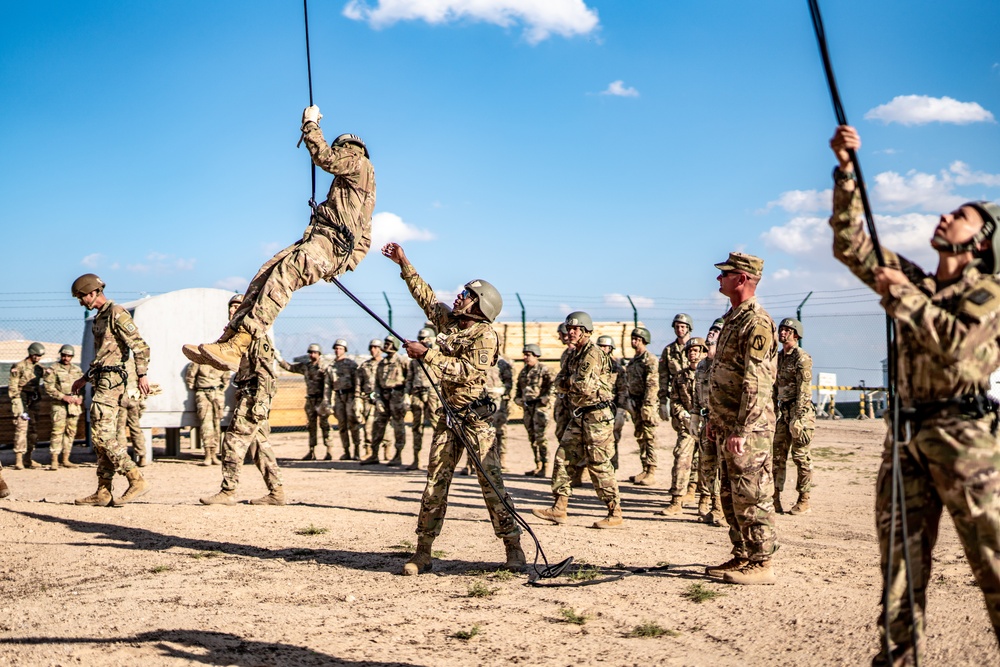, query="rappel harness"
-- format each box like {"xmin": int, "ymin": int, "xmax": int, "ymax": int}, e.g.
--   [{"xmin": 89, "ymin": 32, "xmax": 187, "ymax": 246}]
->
[{"xmin": 808, "ymin": 1, "xmax": 919, "ymax": 663}]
